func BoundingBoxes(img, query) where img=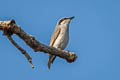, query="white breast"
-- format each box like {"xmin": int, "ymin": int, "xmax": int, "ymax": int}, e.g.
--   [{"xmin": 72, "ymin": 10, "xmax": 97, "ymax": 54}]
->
[{"xmin": 53, "ymin": 27, "xmax": 69, "ymax": 49}]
